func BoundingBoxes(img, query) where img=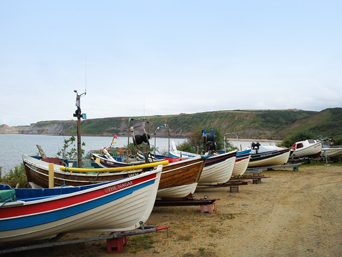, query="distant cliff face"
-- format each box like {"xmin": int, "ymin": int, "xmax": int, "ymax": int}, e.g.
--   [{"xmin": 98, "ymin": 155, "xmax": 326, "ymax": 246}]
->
[
  {"xmin": 1, "ymin": 108, "xmax": 341, "ymax": 140},
  {"xmin": 0, "ymin": 122, "xmax": 65, "ymax": 135}
]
